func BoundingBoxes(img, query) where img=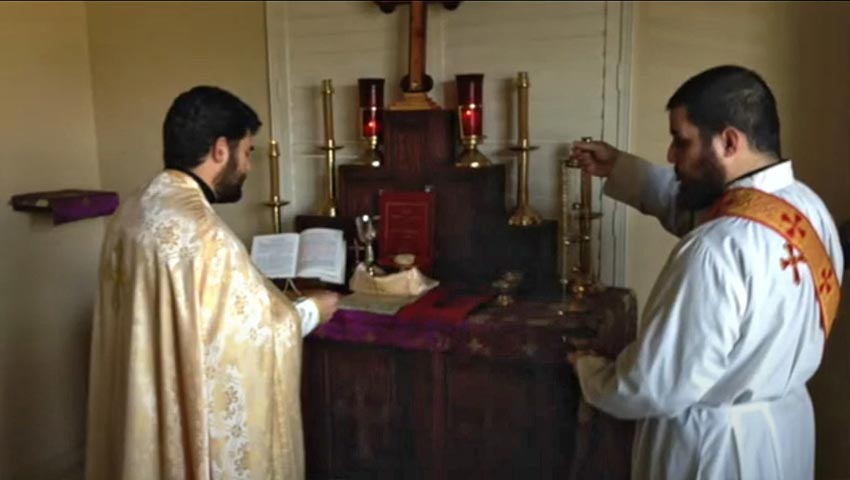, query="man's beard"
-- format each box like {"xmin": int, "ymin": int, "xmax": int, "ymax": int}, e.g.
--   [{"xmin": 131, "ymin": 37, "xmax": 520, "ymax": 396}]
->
[
  {"xmin": 676, "ymin": 147, "xmax": 726, "ymax": 211},
  {"xmin": 212, "ymin": 150, "xmax": 246, "ymax": 203}
]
